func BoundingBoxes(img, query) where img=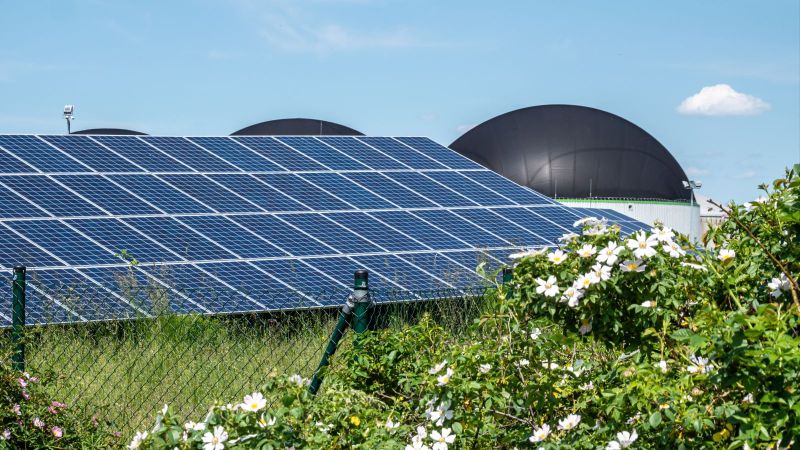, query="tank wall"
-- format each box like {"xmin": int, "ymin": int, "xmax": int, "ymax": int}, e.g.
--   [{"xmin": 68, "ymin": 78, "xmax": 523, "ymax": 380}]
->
[{"xmin": 558, "ymin": 200, "xmax": 701, "ymax": 240}]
